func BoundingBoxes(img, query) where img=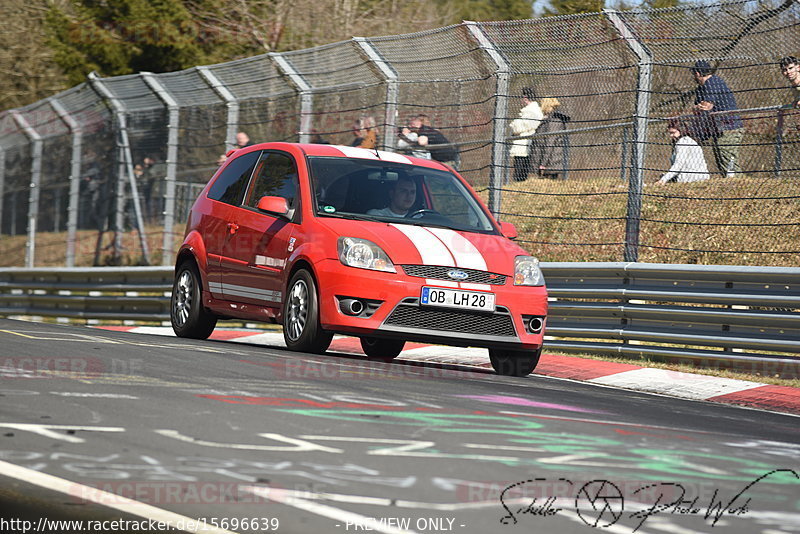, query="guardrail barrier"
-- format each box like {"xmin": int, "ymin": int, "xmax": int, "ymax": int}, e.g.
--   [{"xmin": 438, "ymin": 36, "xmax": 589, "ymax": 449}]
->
[{"xmin": 1, "ymin": 263, "xmax": 797, "ymax": 377}]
